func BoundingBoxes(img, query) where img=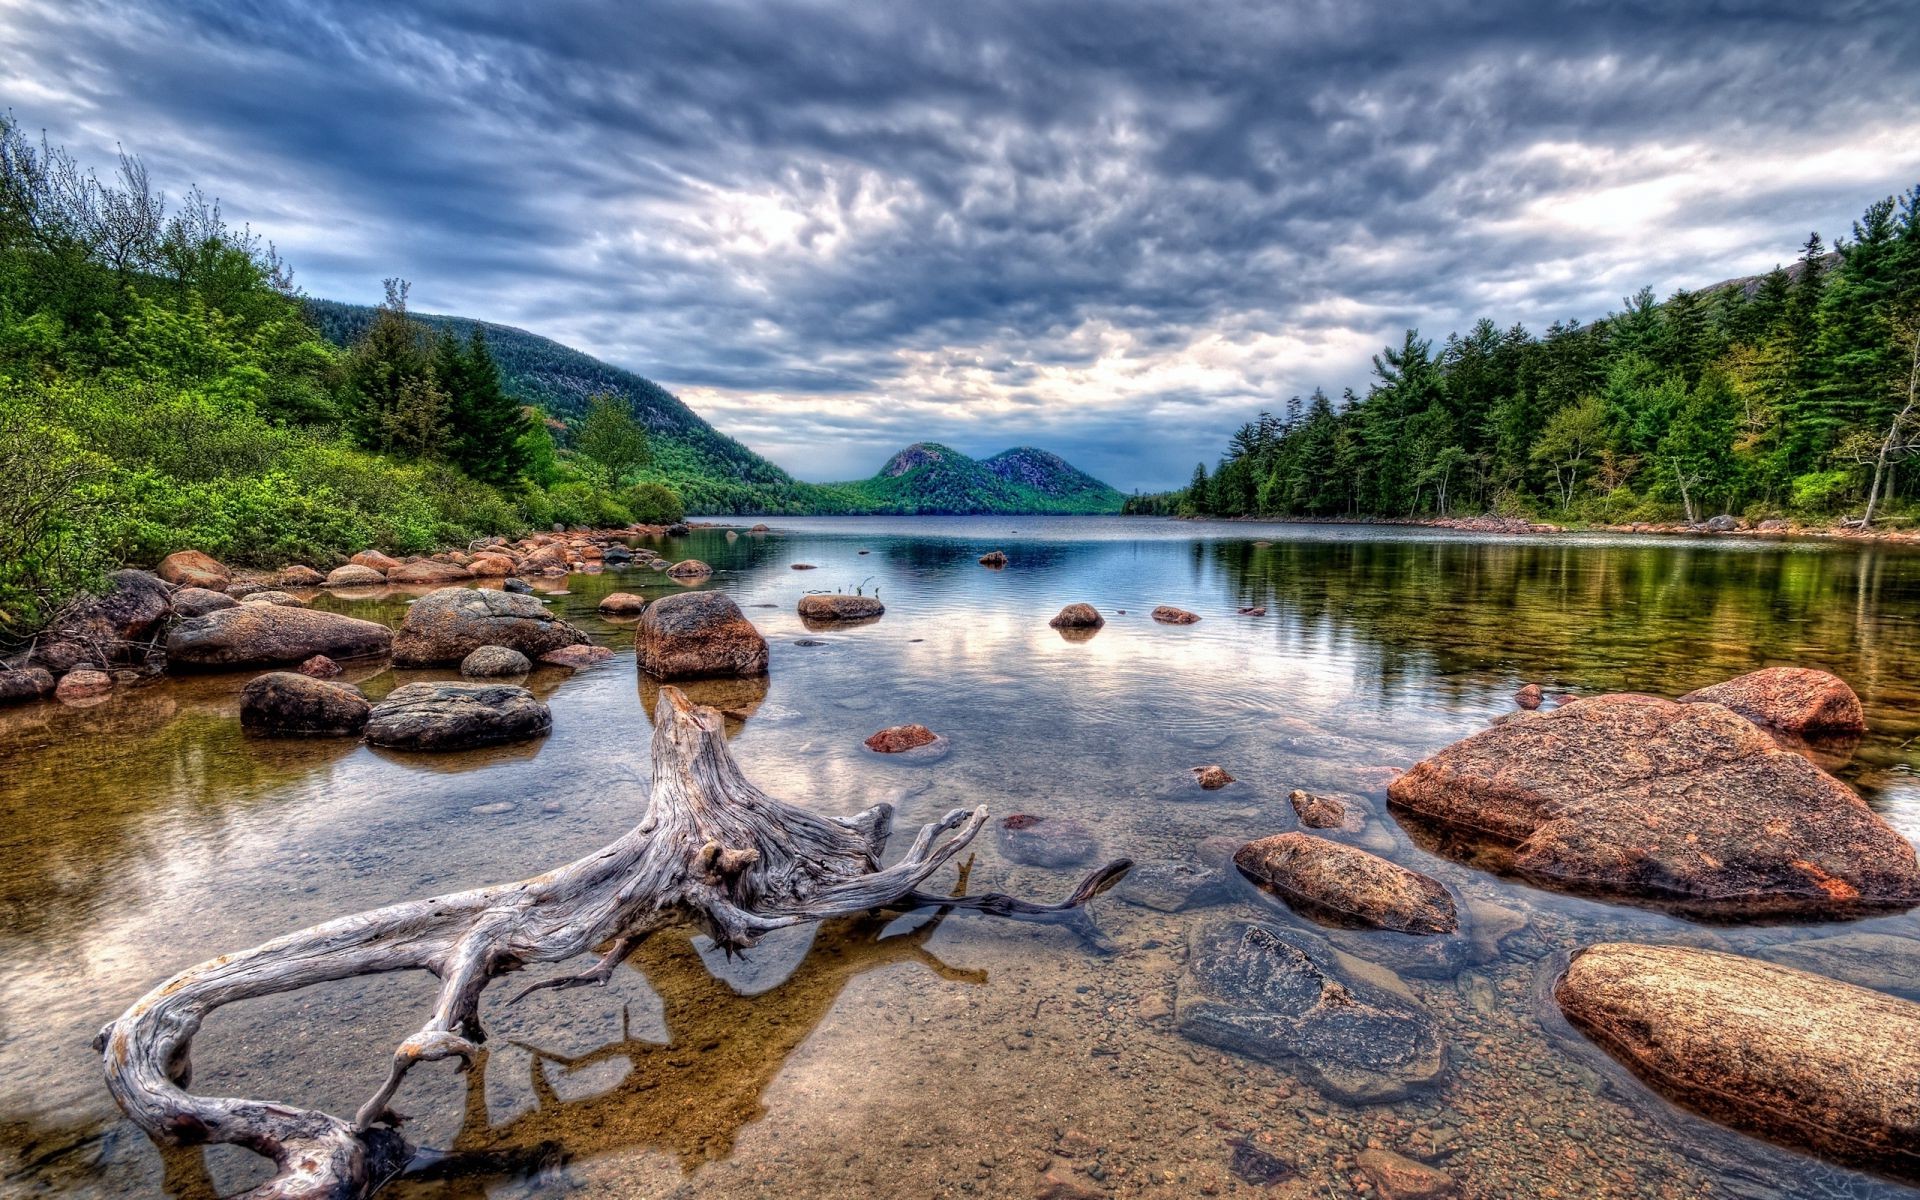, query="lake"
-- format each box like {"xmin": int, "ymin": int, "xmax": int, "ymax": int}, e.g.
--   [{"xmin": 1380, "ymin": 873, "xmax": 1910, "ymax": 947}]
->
[{"xmin": 4, "ymin": 514, "xmax": 1919, "ymax": 1198}]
